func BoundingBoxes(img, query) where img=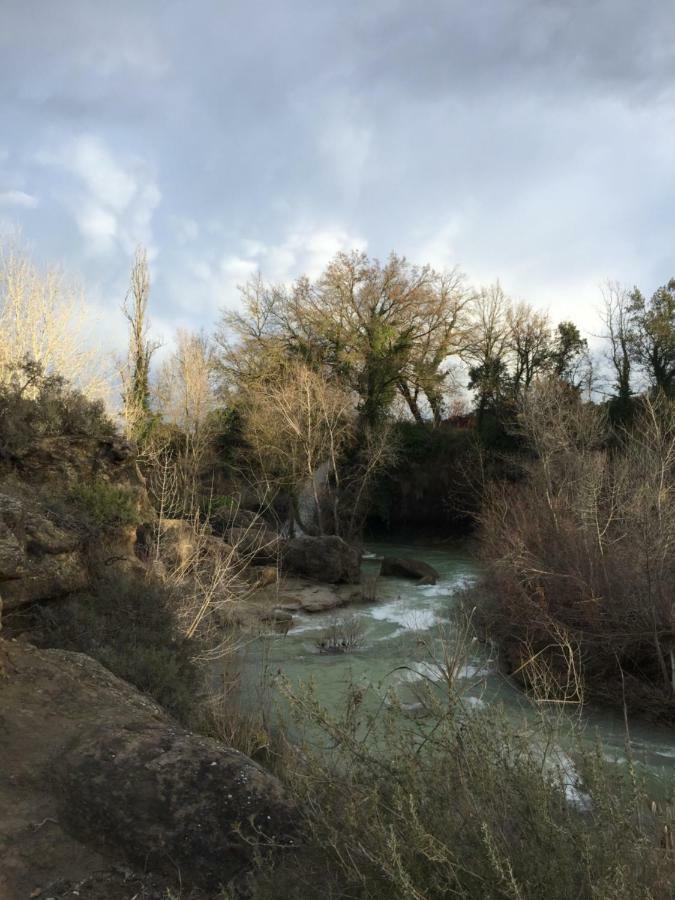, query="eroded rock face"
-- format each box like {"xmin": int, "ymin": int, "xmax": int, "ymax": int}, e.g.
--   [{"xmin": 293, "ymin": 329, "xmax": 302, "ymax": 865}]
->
[
  {"xmin": 380, "ymin": 557, "xmax": 440, "ymax": 585},
  {"xmin": 0, "ymin": 640, "xmax": 295, "ymax": 898},
  {"xmin": 0, "ymin": 492, "xmax": 88, "ymax": 610},
  {"xmin": 282, "ymin": 535, "xmax": 361, "ymax": 584}
]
